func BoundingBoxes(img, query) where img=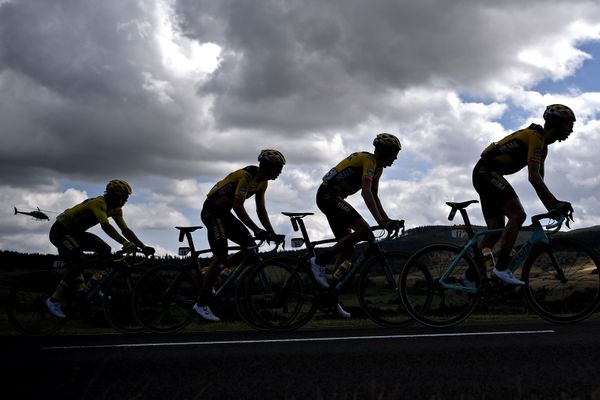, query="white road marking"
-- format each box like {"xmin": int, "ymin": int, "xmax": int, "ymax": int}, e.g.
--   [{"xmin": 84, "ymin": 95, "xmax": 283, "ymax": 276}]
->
[{"xmin": 42, "ymin": 329, "xmax": 555, "ymax": 350}]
